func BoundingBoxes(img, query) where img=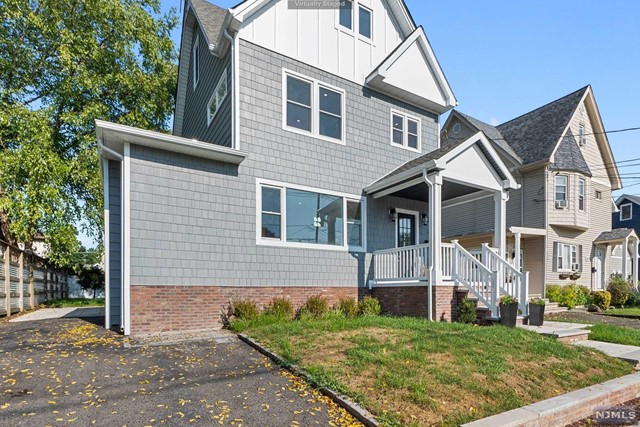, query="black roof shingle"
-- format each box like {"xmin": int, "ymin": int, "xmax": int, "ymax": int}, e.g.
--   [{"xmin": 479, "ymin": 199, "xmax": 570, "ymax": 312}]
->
[{"xmin": 190, "ymin": 0, "xmax": 227, "ymax": 46}]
